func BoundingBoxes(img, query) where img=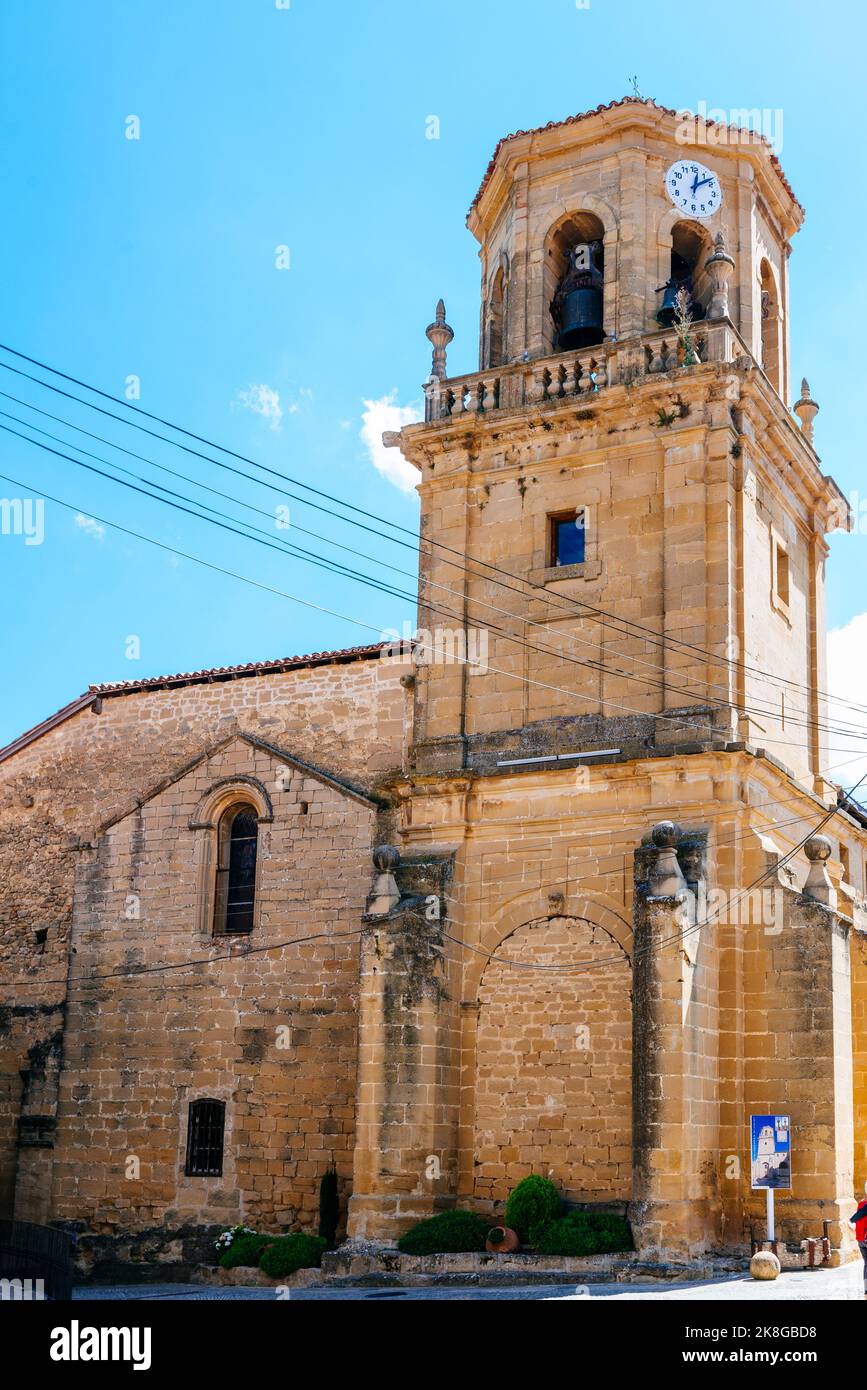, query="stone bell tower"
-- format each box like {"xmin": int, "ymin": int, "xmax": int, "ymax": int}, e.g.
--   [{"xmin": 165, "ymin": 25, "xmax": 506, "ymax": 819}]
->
[
  {"xmin": 388, "ymin": 97, "xmax": 845, "ymax": 794},
  {"xmin": 360, "ymin": 98, "xmax": 865, "ymax": 1262}
]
